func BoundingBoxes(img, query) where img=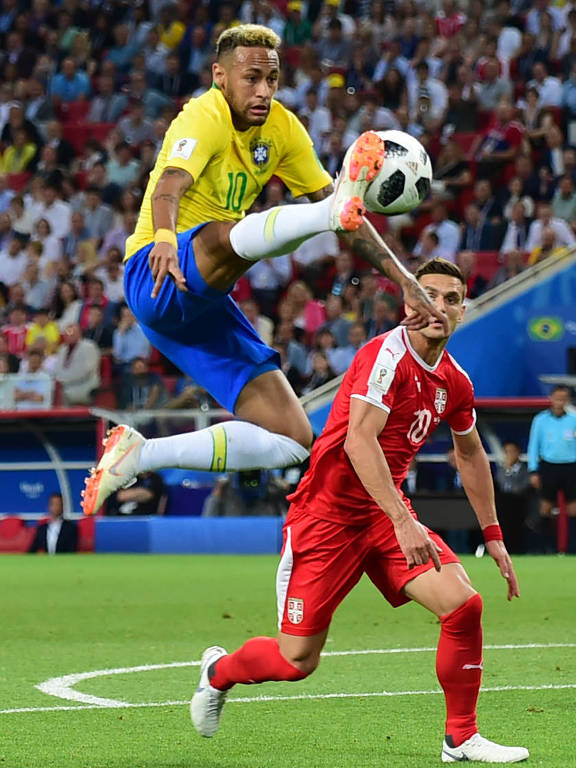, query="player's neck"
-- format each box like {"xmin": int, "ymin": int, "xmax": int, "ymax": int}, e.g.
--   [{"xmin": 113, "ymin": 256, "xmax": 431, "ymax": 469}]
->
[{"xmin": 406, "ymin": 330, "xmax": 448, "ymax": 367}]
